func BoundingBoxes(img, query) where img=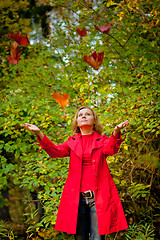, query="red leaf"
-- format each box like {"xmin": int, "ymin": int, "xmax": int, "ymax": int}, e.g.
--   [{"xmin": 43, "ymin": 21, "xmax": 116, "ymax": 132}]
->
[
  {"xmin": 52, "ymin": 92, "xmax": 70, "ymax": 108},
  {"xmin": 7, "ymin": 31, "xmax": 30, "ymax": 46},
  {"xmin": 76, "ymin": 27, "xmax": 87, "ymax": 37},
  {"xmin": 95, "ymin": 23, "xmax": 111, "ymax": 34},
  {"xmin": 7, "ymin": 42, "xmax": 22, "ymax": 65},
  {"xmin": 84, "ymin": 51, "xmax": 104, "ymax": 70}
]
